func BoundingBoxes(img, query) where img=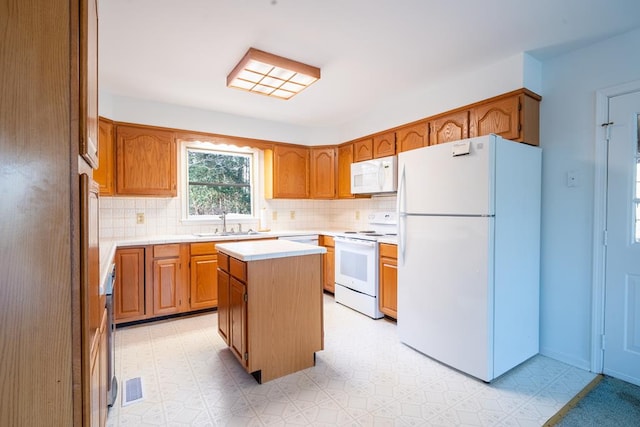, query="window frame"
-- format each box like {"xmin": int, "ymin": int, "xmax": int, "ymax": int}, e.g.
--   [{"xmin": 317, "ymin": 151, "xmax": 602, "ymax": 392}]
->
[{"xmin": 180, "ymin": 140, "xmax": 260, "ymax": 224}]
